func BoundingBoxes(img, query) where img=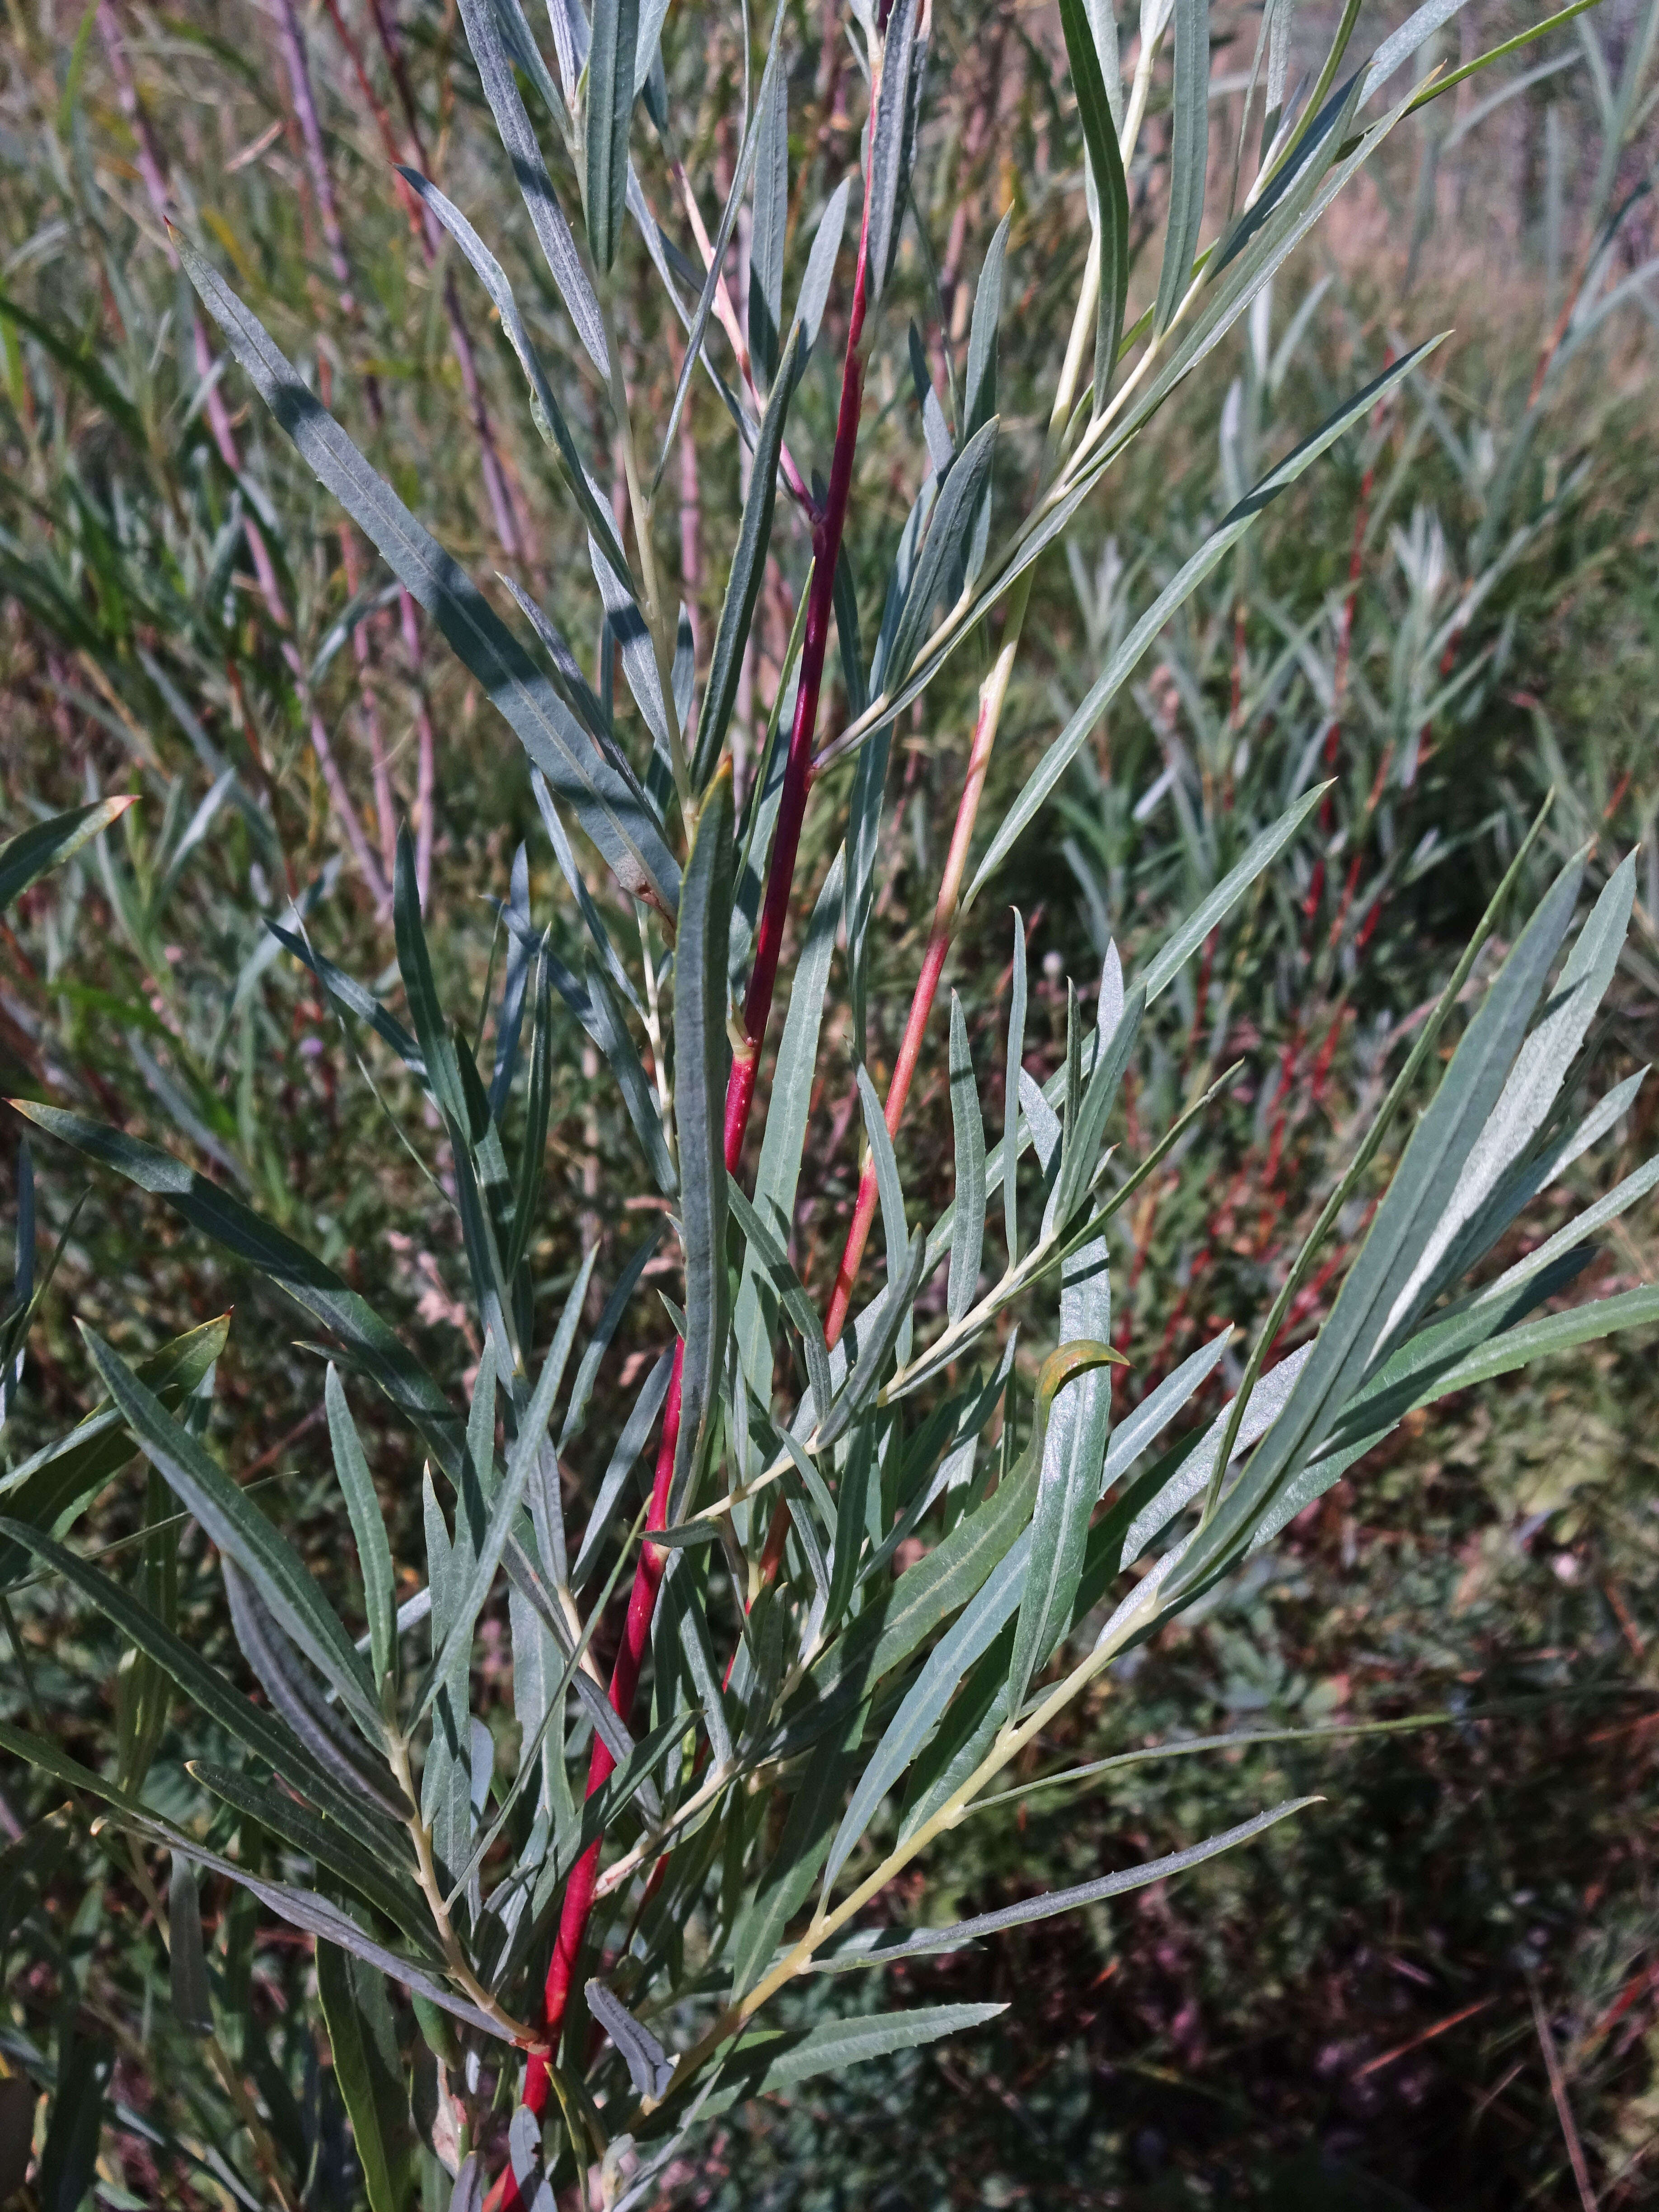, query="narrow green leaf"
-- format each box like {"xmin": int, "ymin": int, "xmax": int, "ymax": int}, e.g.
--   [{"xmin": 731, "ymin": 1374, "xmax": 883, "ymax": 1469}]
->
[
  {"xmin": 965, "ymin": 348, "xmax": 1436, "ymax": 909},
  {"xmin": 587, "ymin": 1978, "xmax": 675, "ymax": 2099},
  {"xmin": 421, "ymin": 1469, "xmax": 473, "ymax": 1896},
  {"xmin": 728, "ymin": 1180, "xmax": 833, "ymax": 1418},
  {"xmin": 695, "ymin": 332, "xmax": 806, "ymax": 788},
  {"xmin": 662, "ymin": 2004, "xmax": 1007, "ymax": 2128},
  {"xmin": 585, "ymin": 0, "xmax": 639, "ymax": 272},
  {"xmin": 1182, "ymin": 853, "xmax": 1588, "ymax": 1589},
  {"xmin": 1384, "ymin": 853, "xmax": 1636, "ymax": 1343},
  {"xmin": 590, "ymin": 529, "xmax": 673, "ymax": 757},
  {"xmin": 837, "ymin": 1800, "xmax": 1319, "ymax": 1966},
  {"xmin": 824, "ymin": 1523, "xmax": 1031, "ymax": 1897},
  {"xmin": 765, "ymin": 1407, "xmax": 1039, "ymax": 1759},
  {"xmin": 325, "ymin": 1368, "xmax": 397, "ymax": 1696},
  {"xmin": 749, "ymin": 44, "xmax": 789, "ymax": 388},
  {"xmin": 0, "ymin": 1717, "xmax": 132, "ymax": 1812},
  {"xmin": 414, "ymin": 1322, "xmax": 568, "ymax": 1725},
  {"xmin": 1360, "ymin": 0, "xmax": 1474, "ymax": 98},
  {"xmin": 1156, "ymin": 0, "xmax": 1211, "ymax": 332},
  {"xmin": 1006, "ymin": 1237, "xmax": 1114, "ymax": 1713},
  {"xmin": 37, "ymin": 2031, "xmax": 109, "ymax": 2212},
  {"xmin": 570, "ymin": 1350, "xmax": 673, "ymax": 1589},
  {"xmin": 0, "ymin": 1809, "xmax": 72, "ymax": 1952},
  {"xmin": 0, "ymin": 1520, "xmax": 404, "ymax": 1860},
  {"xmin": 189, "ymin": 1761, "xmax": 432, "ymax": 1948},
  {"xmin": 268, "ymin": 926, "xmax": 427, "ymax": 1083},
  {"xmin": 1100, "ymin": 1326, "xmax": 1231, "ymax": 1490},
  {"xmin": 393, "ymin": 828, "xmax": 470, "ymax": 1134},
  {"xmin": 653, "ymin": 19, "xmax": 789, "ymax": 486},
  {"xmin": 113, "ymin": 1808, "xmax": 504, "ymax": 2040},
  {"xmin": 1254, "ymin": 1280, "xmax": 1659, "ymax": 1552},
  {"xmin": 507, "ymin": 950, "xmax": 554, "ymax": 1282},
  {"xmin": 315, "ymin": 1945, "xmax": 419, "ymax": 2212},
  {"xmin": 824, "ymin": 1343, "xmax": 1120, "ymax": 1889},
  {"xmin": 80, "ymin": 1328, "xmax": 382, "ymax": 1738},
  {"xmin": 177, "ymin": 241, "xmax": 678, "ymax": 921},
  {"xmin": 963, "ymin": 214, "xmax": 1010, "ymax": 438},
  {"xmin": 1002, "ymin": 914, "xmax": 1026, "ymax": 1267},
  {"xmin": 1057, "ymin": 0, "xmax": 1129, "ymax": 403},
  {"xmin": 560, "ymin": 1229, "xmax": 661, "ymax": 1449},
  {"xmin": 168, "ymin": 1856, "xmax": 214, "ymax": 2037},
  {"xmin": 0, "ymin": 796, "xmax": 135, "ymax": 913},
  {"xmin": 221, "ymin": 1560, "xmax": 415, "ymax": 1824},
  {"xmin": 452, "ymin": 0, "xmax": 608, "ymax": 372},
  {"xmin": 734, "ymin": 851, "xmax": 844, "ymax": 1418},
  {"xmin": 885, "ymin": 417, "xmax": 999, "ymax": 692},
  {"xmin": 946, "ymin": 995, "xmax": 987, "ymax": 1324},
  {"xmin": 670, "ymin": 766, "xmax": 735, "ymax": 1519},
  {"xmin": 796, "ymin": 179, "xmax": 852, "ymax": 354},
  {"xmin": 548, "ymin": 948, "xmax": 676, "ymax": 1194},
  {"xmin": 1052, "ymin": 984, "xmax": 1144, "ymax": 1231},
  {"xmin": 531, "ymin": 772, "xmax": 642, "ymax": 1016},
  {"xmin": 394, "ymin": 168, "xmax": 632, "ymax": 583},
  {"xmin": 867, "ymin": 0, "xmax": 921, "ymax": 303},
  {"xmin": 817, "ymin": 1229, "xmax": 924, "ymax": 1449},
  {"xmin": 0, "ymin": 1313, "xmax": 230, "ymax": 1589},
  {"xmin": 829, "ymin": 123, "xmax": 1429, "ymax": 779},
  {"xmin": 856, "ymin": 1065, "xmax": 908, "ymax": 1278},
  {"xmin": 729, "ymin": 1698, "xmax": 867, "ymax": 1996}
]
